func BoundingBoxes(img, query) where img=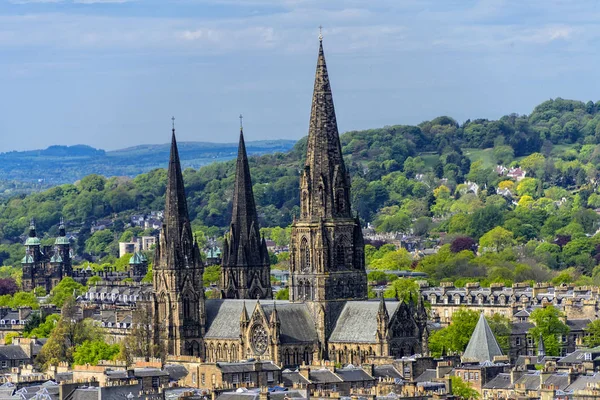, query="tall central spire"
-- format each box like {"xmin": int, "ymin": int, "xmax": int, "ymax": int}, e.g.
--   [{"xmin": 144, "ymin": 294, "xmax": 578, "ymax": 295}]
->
[
  {"xmin": 301, "ymin": 36, "xmax": 351, "ymax": 220},
  {"xmin": 164, "ymin": 122, "xmax": 190, "ymax": 240}
]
